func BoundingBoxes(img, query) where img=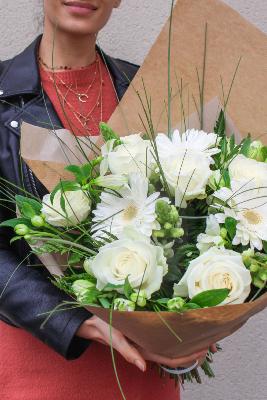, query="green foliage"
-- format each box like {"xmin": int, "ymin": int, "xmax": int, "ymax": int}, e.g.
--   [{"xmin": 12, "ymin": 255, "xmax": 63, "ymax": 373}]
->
[
  {"xmin": 183, "ymin": 302, "xmax": 201, "ymax": 310},
  {"xmin": 191, "ymin": 289, "xmax": 230, "ymax": 307},
  {"xmin": 221, "ymin": 169, "xmax": 231, "ymax": 188},
  {"xmin": 98, "ymin": 297, "xmax": 111, "ymax": 309},
  {"xmin": 50, "ymin": 181, "xmax": 81, "ymax": 204},
  {"xmin": 65, "ymin": 163, "xmax": 98, "ymax": 184},
  {"xmin": 0, "ymin": 217, "xmax": 31, "ymax": 228},
  {"xmin": 99, "ymin": 122, "xmax": 121, "ymax": 143},
  {"xmin": 124, "ymin": 277, "xmax": 134, "ymax": 300},
  {"xmin": 15, "ymin": 195, "xmax": 42, "ymax": 216},
  {"xmin": 214, "ymin": 110, "xmax": 225, "ymax": 137},
  {"xmin": 240, "ymin": 136, "xmax": 252, "ymax": 157},
  {"xmin": 224, "ymin": 217, "xmax": 237, "ymax": 240}
]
